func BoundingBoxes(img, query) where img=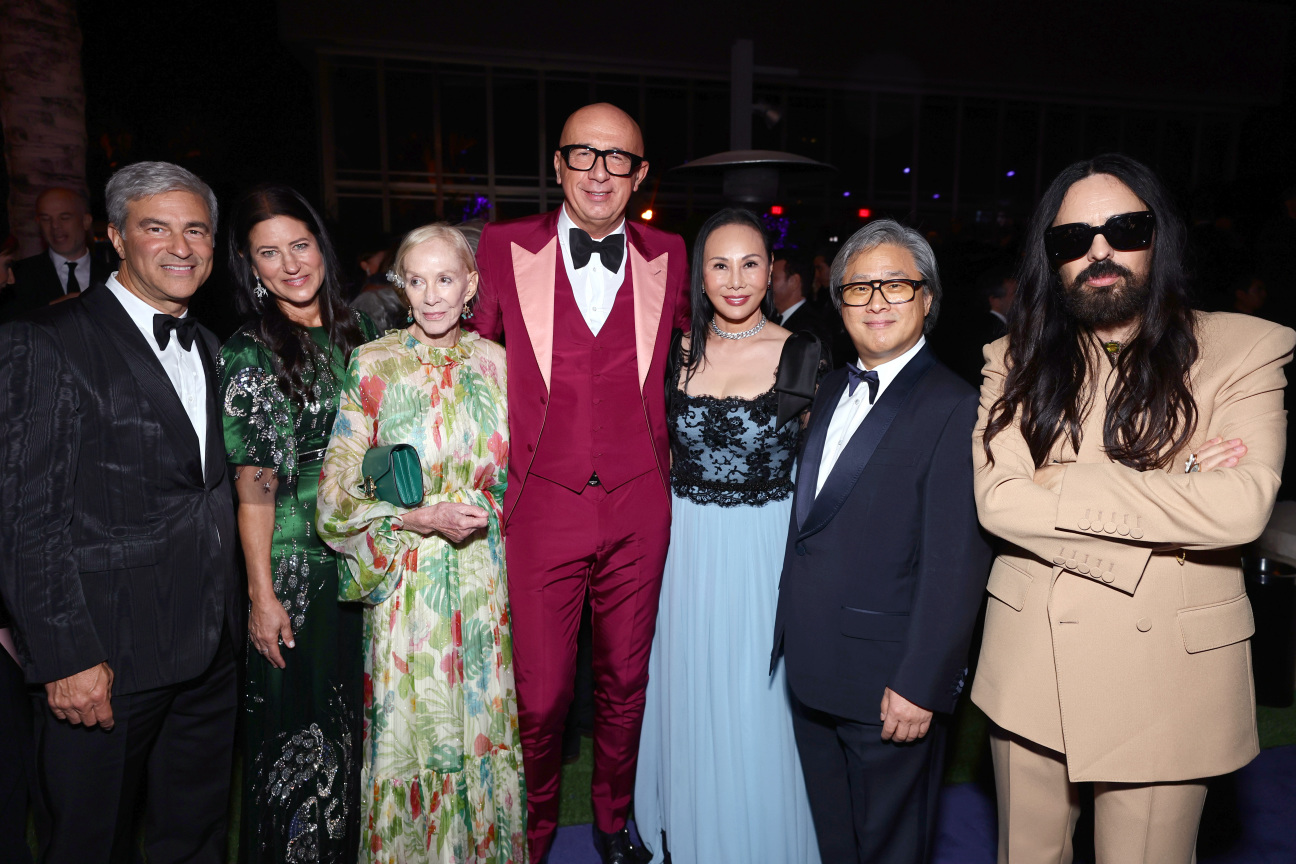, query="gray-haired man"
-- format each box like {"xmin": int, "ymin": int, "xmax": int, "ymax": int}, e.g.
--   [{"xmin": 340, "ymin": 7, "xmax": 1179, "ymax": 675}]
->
[
  {"xmin": 0, "ymin": 161, "xmax": 238, "ymax": 863},
  {"xmin": 773, "ymin": 219, "xmax": 991, "ymax": 863}
]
